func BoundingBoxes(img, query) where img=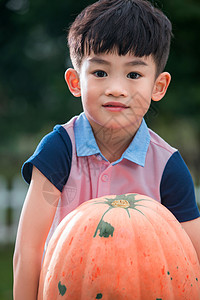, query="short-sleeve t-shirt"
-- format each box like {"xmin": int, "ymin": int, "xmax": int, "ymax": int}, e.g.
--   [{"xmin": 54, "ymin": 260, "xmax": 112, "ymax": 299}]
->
[{"xmin": 22, "ymin": 113, "xmax": 200, "ymax": 242}]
